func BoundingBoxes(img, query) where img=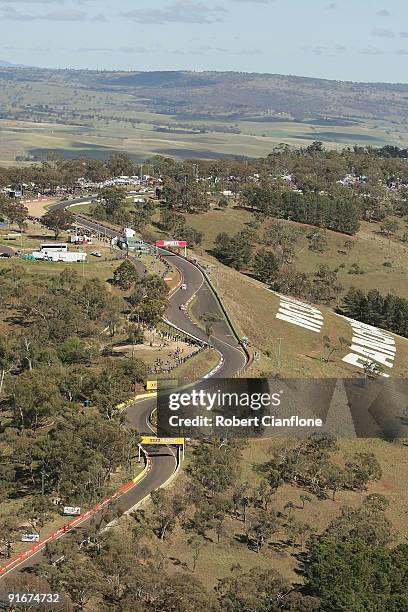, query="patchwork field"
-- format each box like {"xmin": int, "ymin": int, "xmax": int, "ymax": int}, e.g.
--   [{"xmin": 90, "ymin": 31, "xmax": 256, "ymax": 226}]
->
[
  {"xmin": 1, "ymin": 116, "xmax": 405, "ymax": 166},
  {"xmin": 2, "ymin": 67, "xmax": 408, "ymax": 164}
]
